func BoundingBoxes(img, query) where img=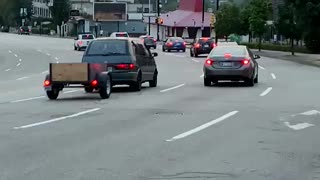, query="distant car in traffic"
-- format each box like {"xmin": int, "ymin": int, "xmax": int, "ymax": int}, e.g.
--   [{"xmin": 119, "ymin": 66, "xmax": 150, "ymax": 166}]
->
[
  {"xmin": 110, "ymin": 32, "xmax": 129, "ymax": 38},
  {"xmin": 190, "ymin": 37, "xmax": 216, "ymax": 57},
  {"xmin": 217, "ymin": 41, "xmax": 238, "ymax": 46},
  {"xmin": 203, "ymin": 45, "xmax": 260, "ymax": 87},
  {"xmin": 162, "ymin": 37, "xmax": 186, "ymax": 52},
  {"xmin": 19, "ymin": 26, "xmax": 31, "ymax": 35},
  {"xmin": 74, "ymin": 33, "xmax": 95, "ymax": 51},
  {"xmin": 82, "ymin": 37, "xmax": 158, "ymax": 91},
  {"xmin": 139, "ymin": 35, "xmax": 157, "ymax": 49}
]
